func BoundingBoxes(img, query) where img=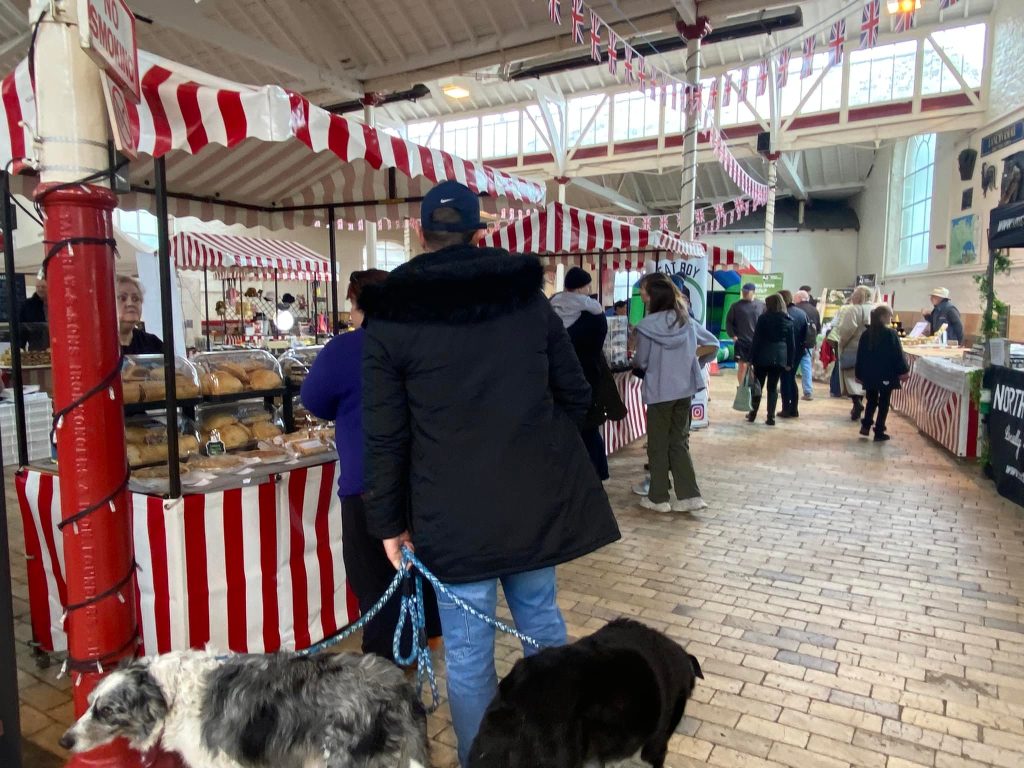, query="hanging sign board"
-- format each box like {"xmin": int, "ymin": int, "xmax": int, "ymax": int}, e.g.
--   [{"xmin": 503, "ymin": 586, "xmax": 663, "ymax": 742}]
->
[
  {"xmin": 100, "ymin": 74, "xmax": 138, "ymax": 158},
  {"xmin": 78, "ymin": 0, "xmax": 140, "ymax": 103}
]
